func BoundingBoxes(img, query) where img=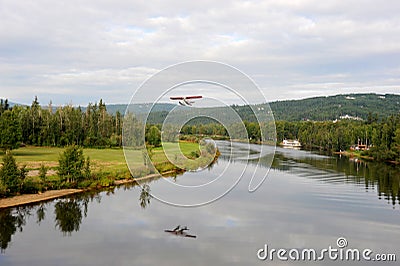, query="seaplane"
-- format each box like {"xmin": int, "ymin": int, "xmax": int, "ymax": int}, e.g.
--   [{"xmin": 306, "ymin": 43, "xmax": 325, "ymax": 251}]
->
[
  {"xmin": 169, "ymin": 95, "xmax": 202, "ymax": 106},
  {"xmin": 164, "ymin": 225, "xmax": 197, "ymax": 238}
]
